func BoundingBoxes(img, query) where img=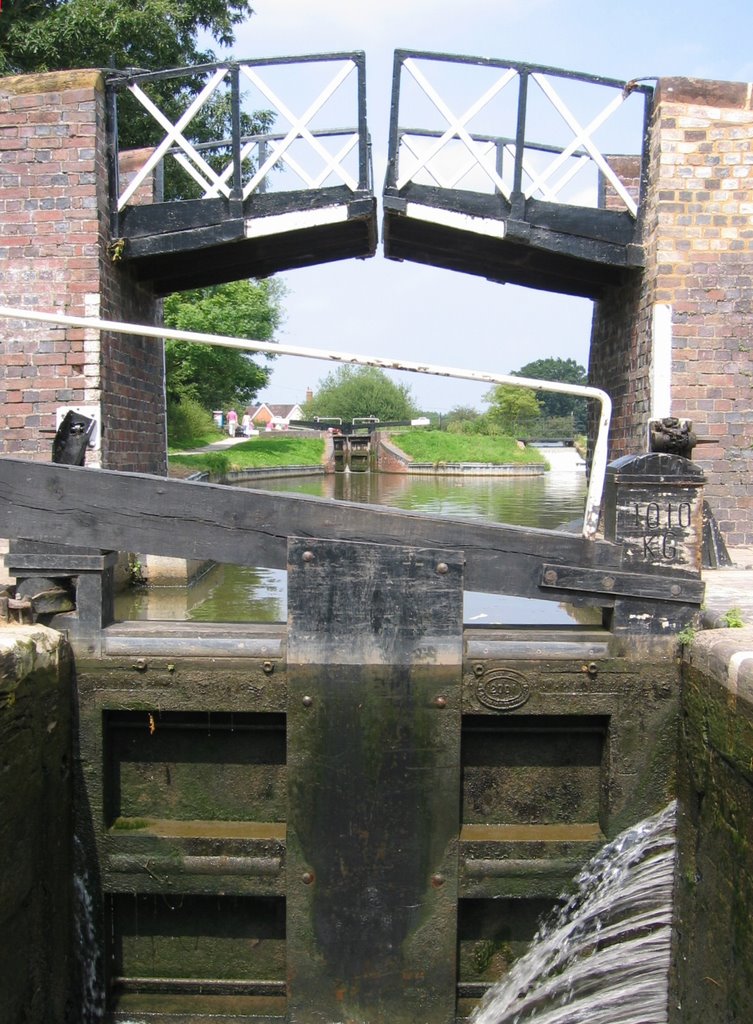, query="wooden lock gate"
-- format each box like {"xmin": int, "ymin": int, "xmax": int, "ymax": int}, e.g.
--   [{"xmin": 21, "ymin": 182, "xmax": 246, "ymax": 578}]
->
[{"xmin": 0, "ymin": 453, "xmax": 705, "ymax": 1022}]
